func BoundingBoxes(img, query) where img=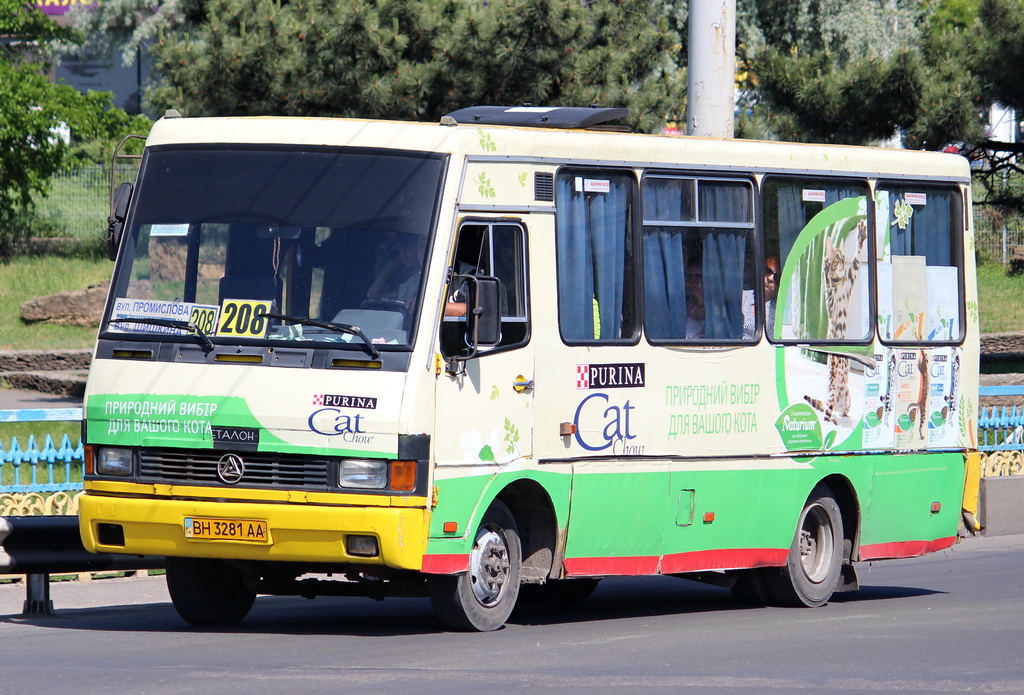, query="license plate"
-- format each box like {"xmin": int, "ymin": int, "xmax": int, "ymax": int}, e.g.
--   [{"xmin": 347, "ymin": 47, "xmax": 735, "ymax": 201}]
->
[{"xmin": 184, "ymin": 517, "xmax": 269, "ymax": 543}]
